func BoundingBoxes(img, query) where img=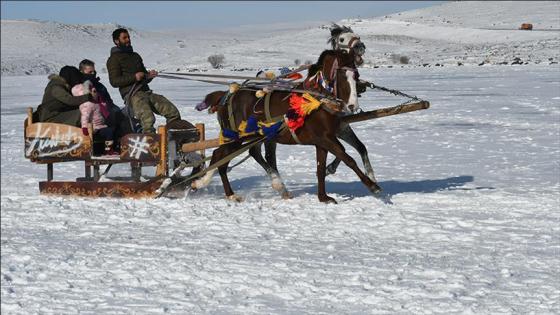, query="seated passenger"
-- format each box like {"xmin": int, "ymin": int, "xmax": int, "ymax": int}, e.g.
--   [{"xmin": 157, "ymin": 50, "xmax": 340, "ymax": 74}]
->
[
  {"xmin": 72, "ymin": 81, "xmax": 118, "ymax": 156},
  {"xmin": 79, "ymin": 59, "xmax": 131, "ymax": 139},
  {"xmin": 34, "ymin": 66, "xmax": 93, "ymax": 126}
]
